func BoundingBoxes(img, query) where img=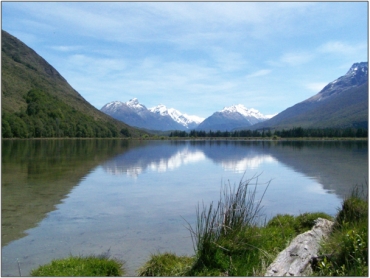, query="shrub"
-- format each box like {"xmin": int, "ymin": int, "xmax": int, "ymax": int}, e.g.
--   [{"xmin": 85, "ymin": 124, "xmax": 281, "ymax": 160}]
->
[
  {"xmin": 335, "ymin": 196, "xmax": 368, "ymax": 228},
  {"xmin": 314, "ymin": 187, "xmax": 368, "ymax": 277},
  {"xmin": 294, "ymin": 212, "xmax": 333, "ymax": 234}
]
